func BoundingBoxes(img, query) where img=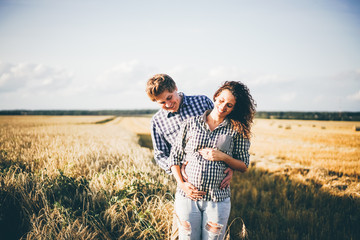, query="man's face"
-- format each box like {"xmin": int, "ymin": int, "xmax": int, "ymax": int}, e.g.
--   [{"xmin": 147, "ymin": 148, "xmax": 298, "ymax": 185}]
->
[{"xmin": 154, "ymin": 89, "xmax": 181, "ymax": 113}]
